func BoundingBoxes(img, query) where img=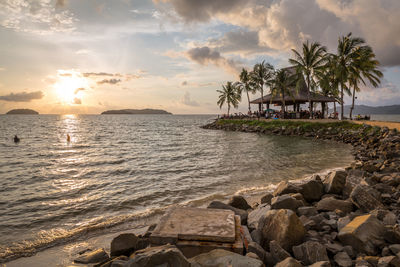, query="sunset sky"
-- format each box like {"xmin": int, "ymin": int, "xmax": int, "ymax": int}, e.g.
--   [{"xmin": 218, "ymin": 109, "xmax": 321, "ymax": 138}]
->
[{"xmin": 0, "ymin": 0, "xmax": 399, "ymax": 114}]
